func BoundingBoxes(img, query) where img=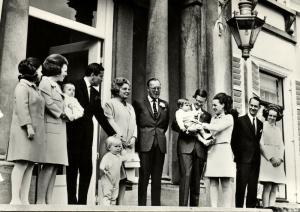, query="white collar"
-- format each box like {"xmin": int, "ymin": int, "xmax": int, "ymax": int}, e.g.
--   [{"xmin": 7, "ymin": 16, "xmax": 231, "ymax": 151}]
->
[
  {"xmin": 148, "ymin": 95, "xmax": 157, "ymax": 102},
  {"xmin": 248, "ymin": 113, "xmax": 256, "ymax": 121},
  {"xmin": 44, "ymin": 76, "xmax": 59, "ymax": 87},
  {"xmin": 20, "ymin": 79, "xmax": 36, "ymax": 89},
  {"xmin": 83, "ymin": 76, "xmax": 91, "ymax": 88}
]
